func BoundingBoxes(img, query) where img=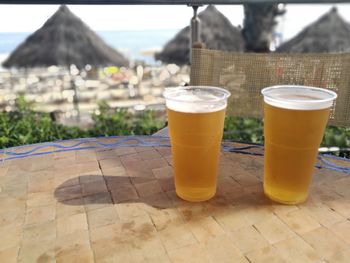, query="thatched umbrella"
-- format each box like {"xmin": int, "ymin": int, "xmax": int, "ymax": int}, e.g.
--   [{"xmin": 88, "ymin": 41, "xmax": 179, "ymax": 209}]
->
[
  {"xmin": 3, "ymin": 5, "xmax": 128, "ymax": 69},
  {"xmin": 277, "ymin": 7, "xmax": 350, "ymax": 53},
  {"xmin": 156, "ymin": 5, "xmax": 244, "ymax": 65}
]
